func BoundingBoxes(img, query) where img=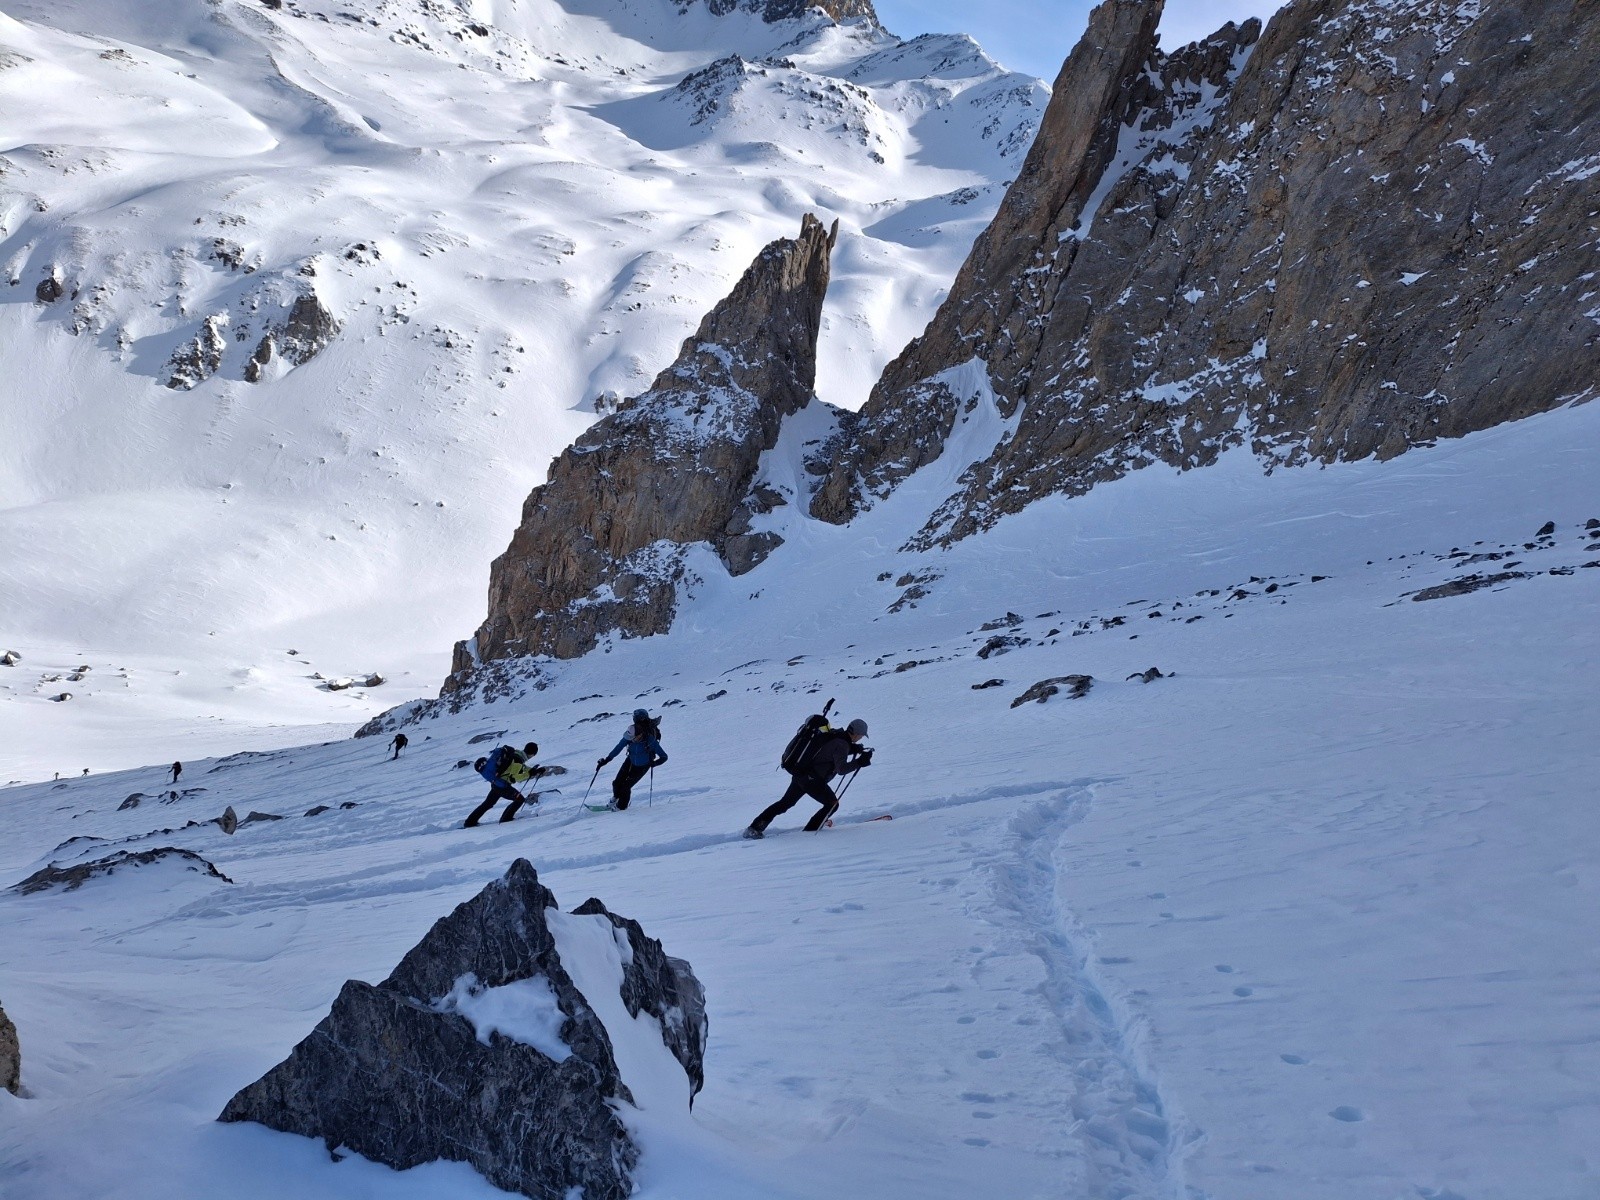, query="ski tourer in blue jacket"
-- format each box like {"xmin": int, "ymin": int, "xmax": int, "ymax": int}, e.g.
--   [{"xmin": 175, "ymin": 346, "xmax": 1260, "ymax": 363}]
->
[{"xmin": 597, "ymin": 709, "xmax": 667, "ymax": 810}]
